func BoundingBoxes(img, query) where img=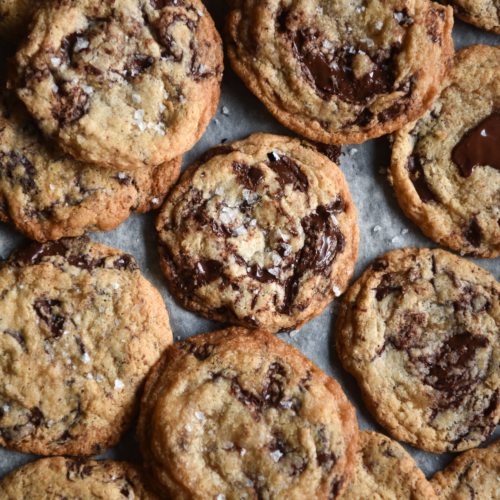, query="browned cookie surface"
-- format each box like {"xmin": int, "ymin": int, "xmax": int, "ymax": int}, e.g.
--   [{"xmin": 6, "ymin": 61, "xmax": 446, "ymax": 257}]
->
[
  {"xmin": 0, "ymin": 0, "xmax": 39, "ymax": 44},
  {"xmin": 0, "ymin": 87, "xmax": 181, "ymax": 242},
  {"xmin": 0, "ymin": 457, "xmax": 159, "ymax": 499},
  {"xmin": 9, "ymin": 0, "xmax": 223, "ymax": 170},
  {"xmin": 341, "ymin": 431, "xmax": 438, "ymax": 499},
  {"xmin": 138, "ymin": 327, "xmax": 358, "ymax": 500},
  {"xmin": 336, "ymin": 247, "xmax": 500, "ymax": 453},
  {"xmin": 156, "ymin": 133, "xmax": 358, "ymax": 333},
  {"xmin": 443, "ymin": 0, "xmax": 500, "ymax": 34},
  {"xmin": 227, "ymin": 0, "xmax": 454, "ymax": 145},
  {"xmin": 0, "ymin": 237, "xmax": 172, "ymax": 455},
  {"xmin": 390, "ymin": 45, "xmax": 500, "ymax": 258},
  {"xmin": 431, "ymin": 439, "xmax": 500, "ymax": 499}
]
